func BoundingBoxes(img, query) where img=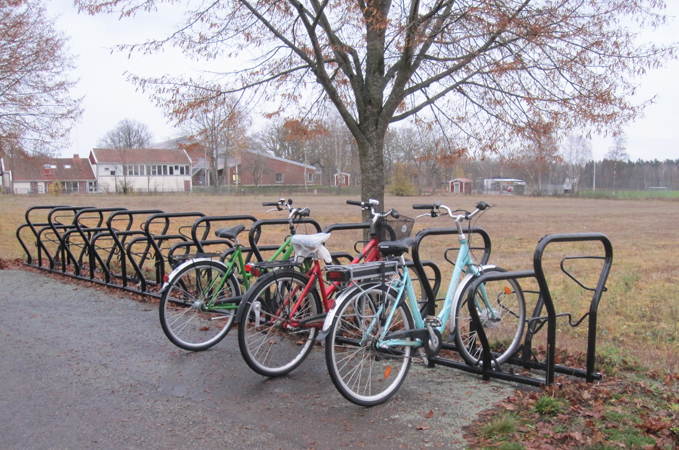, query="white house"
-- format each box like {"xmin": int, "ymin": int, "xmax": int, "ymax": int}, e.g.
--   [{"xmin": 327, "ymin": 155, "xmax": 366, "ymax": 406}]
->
[{"xmin": 89, "ymin": 148, "xmax": 193, "ymax": 193}]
